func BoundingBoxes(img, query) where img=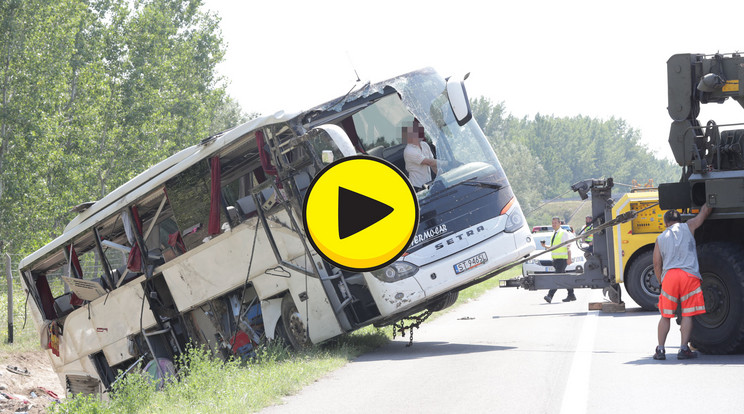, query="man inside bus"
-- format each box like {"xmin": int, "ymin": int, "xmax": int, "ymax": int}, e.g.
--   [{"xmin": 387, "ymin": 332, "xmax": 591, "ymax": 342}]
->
[{"xmin": 403, "ymin": 119, "xmax": 440, "ymax": 190}]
